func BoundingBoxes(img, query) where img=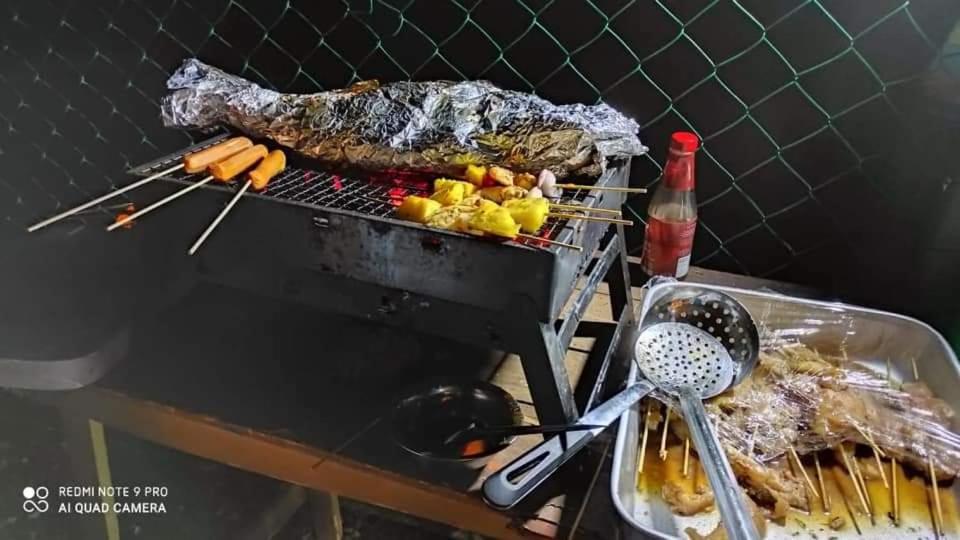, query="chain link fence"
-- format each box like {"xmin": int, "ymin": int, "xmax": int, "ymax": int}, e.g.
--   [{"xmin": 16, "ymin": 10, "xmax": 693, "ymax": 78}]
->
[{"xmin": 1, "ymin": 0, "xmax": 958, "ymax": 287}]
